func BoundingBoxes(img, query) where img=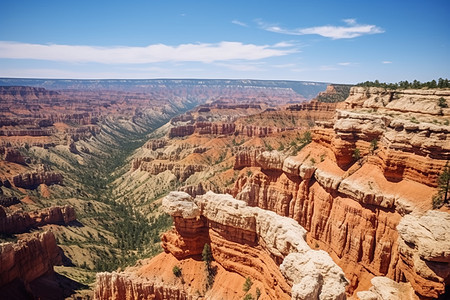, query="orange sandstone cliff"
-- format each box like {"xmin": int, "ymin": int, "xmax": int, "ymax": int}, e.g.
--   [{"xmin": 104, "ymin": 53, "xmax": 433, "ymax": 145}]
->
[
  {"xmin": 232, "ymin": 87, "xmax": 450, "ymax": 298},
  {"xmin": 94, "ymin": 191, "xmax": 347, "ymax": 300}
]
